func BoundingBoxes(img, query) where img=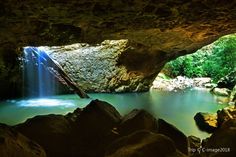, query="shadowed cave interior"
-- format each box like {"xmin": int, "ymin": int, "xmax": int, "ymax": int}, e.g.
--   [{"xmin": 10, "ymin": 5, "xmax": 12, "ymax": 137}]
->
[{"xmin": 0, "ymin": 0, "xmax": 236, "ymax": 157}]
